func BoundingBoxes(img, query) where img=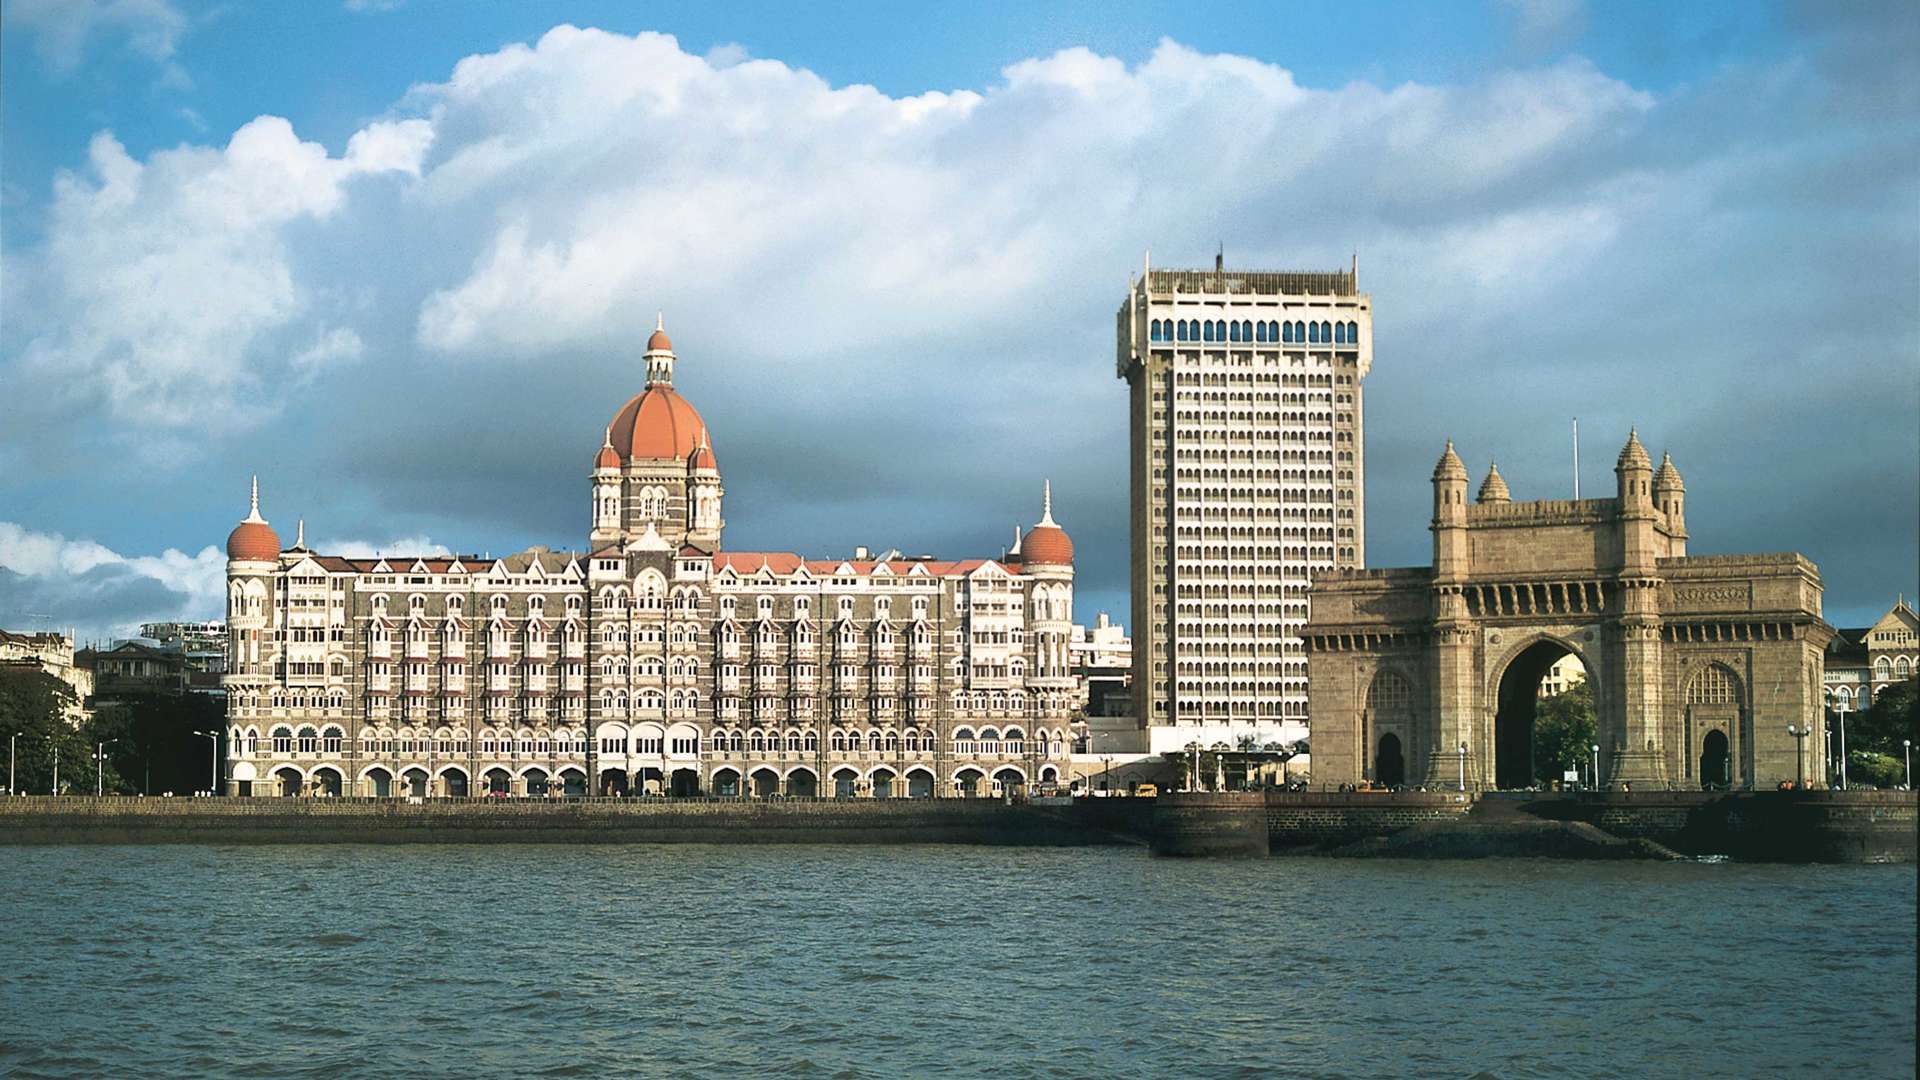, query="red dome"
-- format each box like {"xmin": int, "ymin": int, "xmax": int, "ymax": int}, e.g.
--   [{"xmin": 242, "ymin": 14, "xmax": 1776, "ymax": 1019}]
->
[
  {"xmin": 609, "ymin": 385, "xmax": 708, "ymax": 461},
  {"xmin": 227, "ymin": 521, "xmax": 281, "ymax": 561},
  {"xmin": 1022, "ymin": 525, "xmax": 1073, "ymax": 566},
  {"xmin": 647, "ymin": 327, "xmax": 673, "ymax": 352},
  {"xmin": 594, "ymin": 443, "xmax": 621, "ymax": 470},
  {"xmin": 689, "ymin": 442, "xmax": 718, "ymax": 471}
]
